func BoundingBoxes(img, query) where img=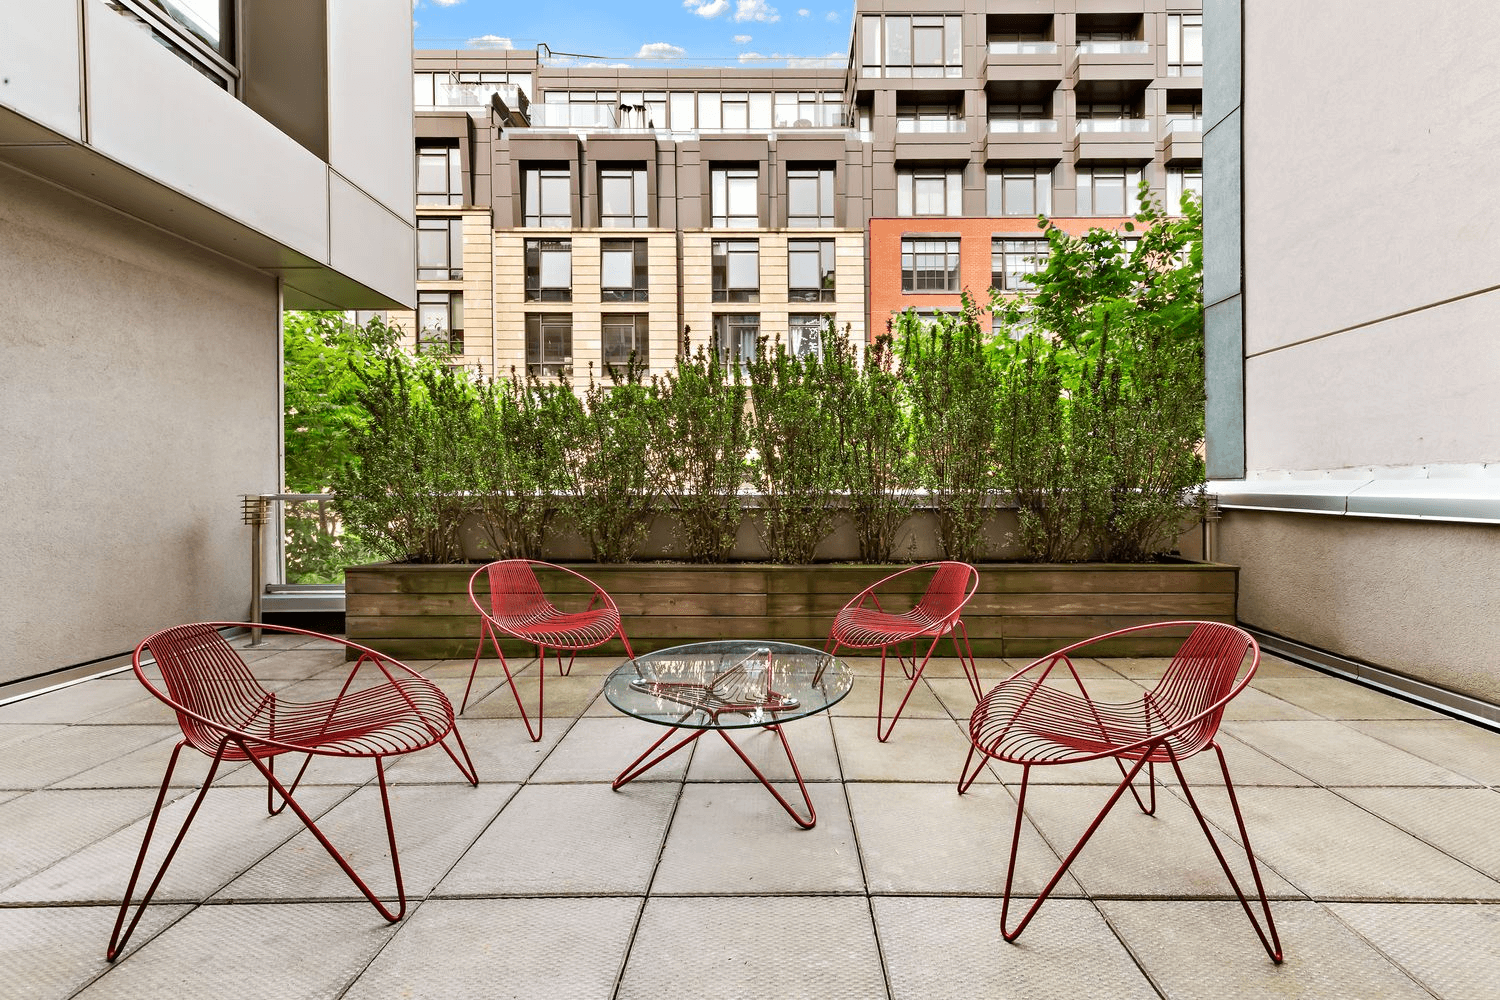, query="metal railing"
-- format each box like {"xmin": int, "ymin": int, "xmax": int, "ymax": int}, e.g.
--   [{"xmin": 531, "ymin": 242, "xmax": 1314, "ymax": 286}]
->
[
  {"xmin": 1075, "ymin": 118, "xmax": 1153, "ymax": 134},
  {"xmin": 989, "ymin": 118, "xmax": 1060, "ymax": 133},
  {"xmin": 1076, "ymin": 40, "xmax": 1150, "ymax": 55},
  {"xmin": 987, "ymin": 41, "xmax": 1059, "ymax": 55}
]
